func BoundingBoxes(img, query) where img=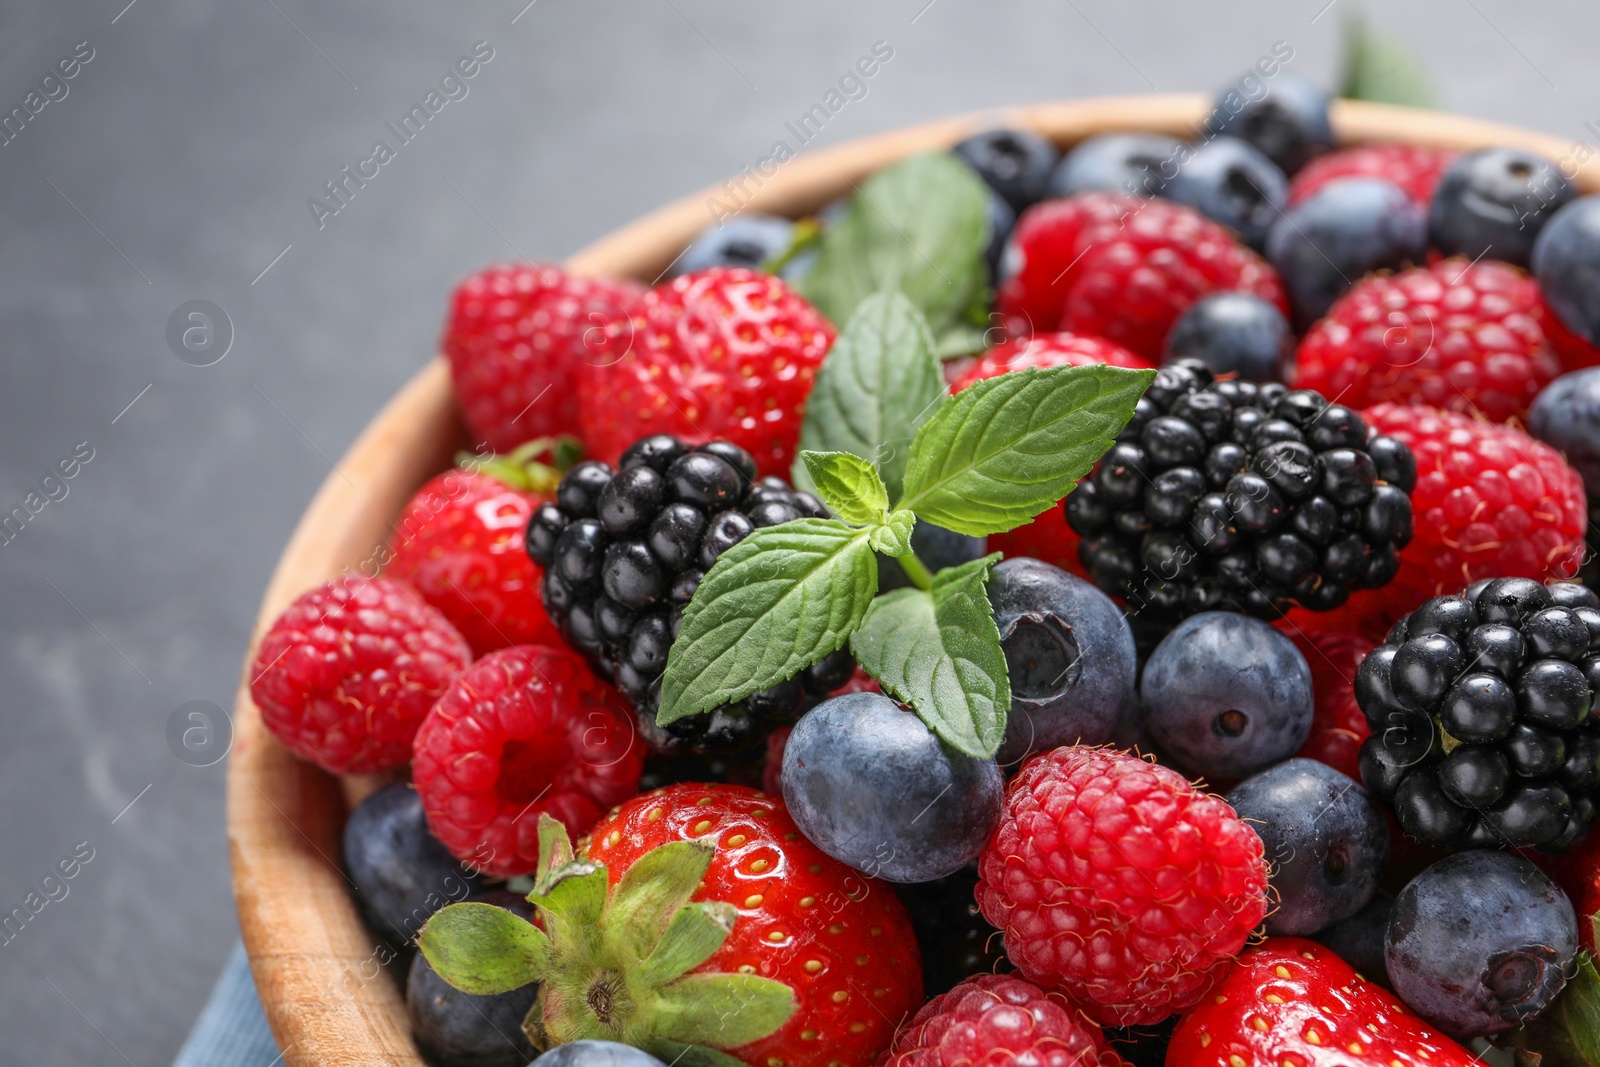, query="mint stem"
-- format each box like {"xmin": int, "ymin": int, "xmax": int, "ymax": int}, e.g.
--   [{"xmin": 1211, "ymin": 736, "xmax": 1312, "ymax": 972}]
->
[{"xmin": 898, "ymin": 552, "xmax": 935, "ymax": 592}]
